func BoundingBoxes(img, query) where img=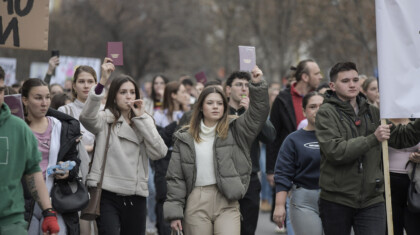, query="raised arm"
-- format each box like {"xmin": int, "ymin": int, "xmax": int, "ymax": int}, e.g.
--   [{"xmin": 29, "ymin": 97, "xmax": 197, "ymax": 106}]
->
[
  {"xmin": 44, "ymin": 56, "xmax": 59, "ymax": 85},
  {"xmin": 79, "ymin": 58, "xmax": 115, "ymax": 134},
  {"xmin": 232, "ymin": 66, "xmax": 269, "ymax": 151}
]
